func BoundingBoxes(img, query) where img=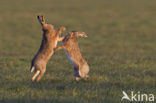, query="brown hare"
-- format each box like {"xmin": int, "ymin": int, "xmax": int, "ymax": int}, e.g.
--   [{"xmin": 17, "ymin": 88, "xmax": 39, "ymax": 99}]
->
[
  {"xmin": 30, "ymin": 15, "xmax": 66, "ymax": 82},
  {"xmin": 54, "ymin": 31, "xmax": 89, "ymax": 81}
]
